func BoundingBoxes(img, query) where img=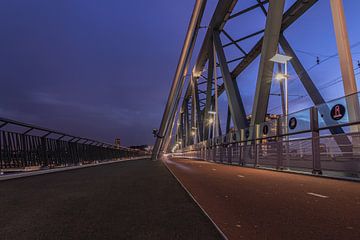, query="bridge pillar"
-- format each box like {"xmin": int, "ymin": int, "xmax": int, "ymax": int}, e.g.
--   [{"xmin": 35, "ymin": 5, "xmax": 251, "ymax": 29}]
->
[{"xmin": 330, "ymin": 0, "xmax": 360, "ymax": 143}]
